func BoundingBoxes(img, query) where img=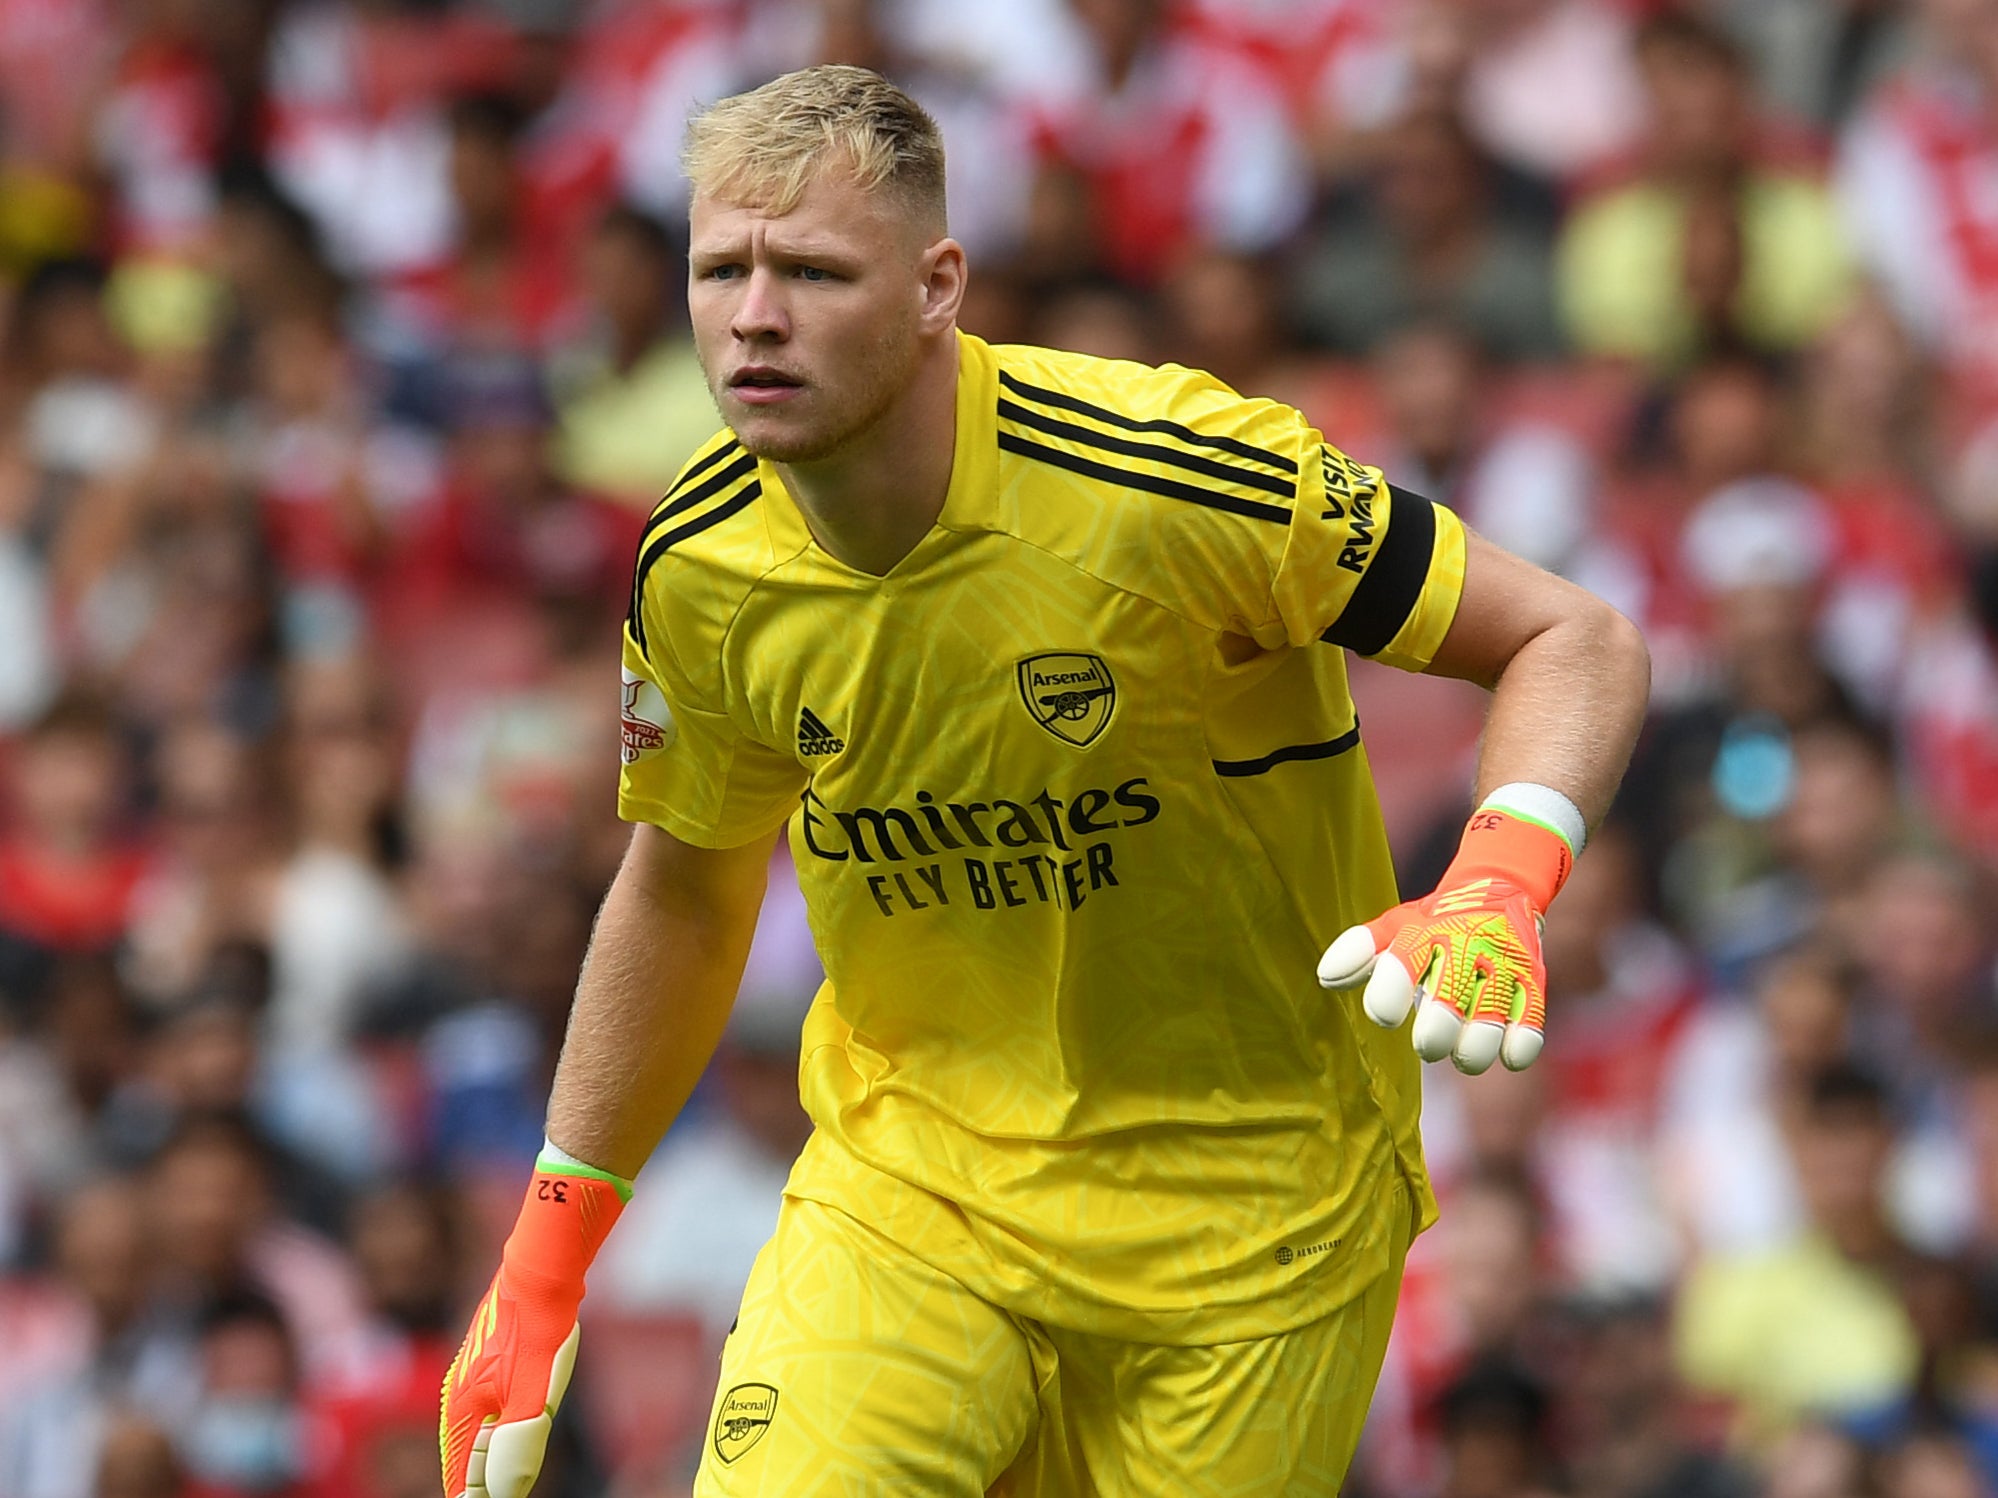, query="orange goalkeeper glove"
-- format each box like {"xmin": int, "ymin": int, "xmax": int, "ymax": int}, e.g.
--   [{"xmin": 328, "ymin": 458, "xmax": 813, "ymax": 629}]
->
[
  {"xmin": 1317, "ymin": 789, "xmax": 1580, "ymax": 1074},
  {"xmin": 440, "ymin": 1147, "xmax": 630, "ymax": 1498}
]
